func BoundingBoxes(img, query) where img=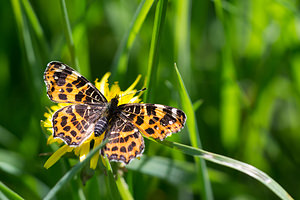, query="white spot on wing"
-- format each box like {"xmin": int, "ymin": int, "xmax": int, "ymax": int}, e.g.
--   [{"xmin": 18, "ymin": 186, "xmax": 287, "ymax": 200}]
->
[
  {"xmin": 72, "ymin": 71, "xmax": 81, "ymax": 77},
  {"xmin": 171, "ymin": 108, "xmax": 178, "ymax": 118},
  {"xmin": 154, "ymin": 104, "xmax": 165, "ymax": 109}
]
